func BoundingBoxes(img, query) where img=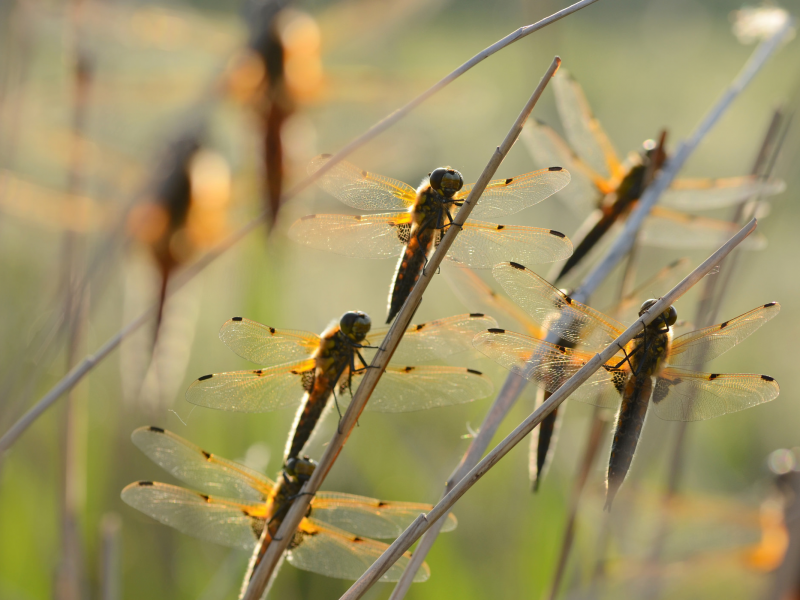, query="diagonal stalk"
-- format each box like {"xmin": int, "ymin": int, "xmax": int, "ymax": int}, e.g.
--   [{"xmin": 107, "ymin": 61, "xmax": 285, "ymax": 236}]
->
[
  {"xmin": 239, "ymin": 56, "xmax": 563, "ymax": 600},
  {"xmin": 0, "ymin": 0, "xmax": 604, "ymax": 456}
]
